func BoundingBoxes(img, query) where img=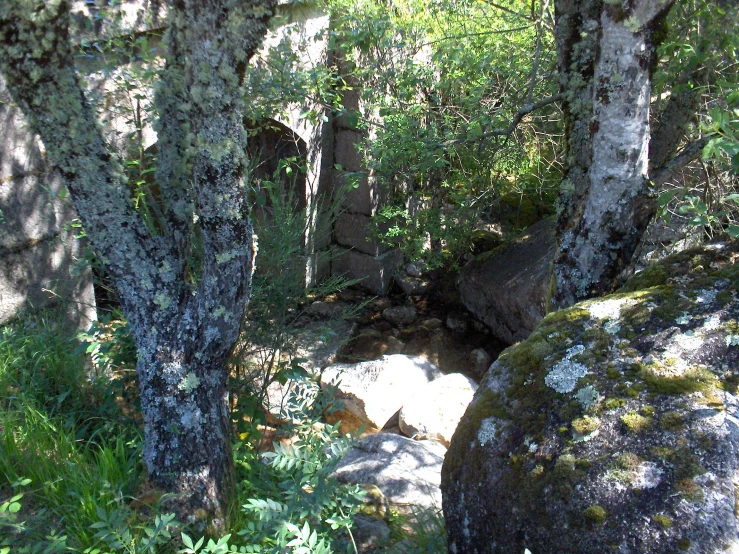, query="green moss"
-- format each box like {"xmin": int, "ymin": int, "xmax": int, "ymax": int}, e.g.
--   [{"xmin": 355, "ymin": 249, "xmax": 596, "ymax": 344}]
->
[
  {"xmin": 620, "ymin": 411, "xmax": 651, "ymax": 433},
  {"xmin": 651, "ymin": 292, "xmax": 692, "ymax": 323},
  {"xmin": 580, "ymin": 327, "xmax": 612, "ymax": 356},
  {"xmin": 640, "ymin": 405, "xmax": 655, "ymax": 417},
  {"xmin": 358, "ymin": 484, "xmax": 388, "ymax": 519},
  {"xmin": 660, "ymin": 411, "xmax": 684, "ymax": 430},
  {"xmin": 603, "ymin": 397, "xmax": 626, "ymax": 411},
  {"xmin": 652, "ymin": 514, "xmax": 673, "ymax": 529},
  {"xmin": 544, "ymin": 456, "xmax": 585, "ymax": 498},
  {"xmin": 582, "ymin": 505, "xmax": 607, "ymax": 525},
  {"xmin": 640, "ymin": 365, "xmax": 718, "ymax": 395},
  {"xmin": 616, "ymin": 452, "xmax": 641, "ymax": 471},
  {"xmin": 717, "ymin": 290, "xmax": 733, "ymax": 306},
  {"xmin": 606, "ymin": 366, "xmax": 621, "ymax": 379},
  {"xmin": 443, "ymin": 389, "xmax": 505, "ymax": 474},
  {"xmin": 575, "ymin": 459, "xmax": 593, "ymax": 470},
  {"xmin": 539, "ymin": 306, "xmax": 590, "ymax": 329},
  {"xmin": 653, "ymin": 446, "xmax": 706, "ymax": 483},
  {"xmin": 621, "ymin": 264, "xmax": 669, "ymax": 291},
  {"xmin": 677, "ymin": 538, "xmax": 691, "ymax": 551},
  {"xmin": 572, "ymin": 416, "xmax": 601, "ymax": 435},
  {"xmin": 674, "ymin": 478, "xmax": 704, "ymax": 502}
]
